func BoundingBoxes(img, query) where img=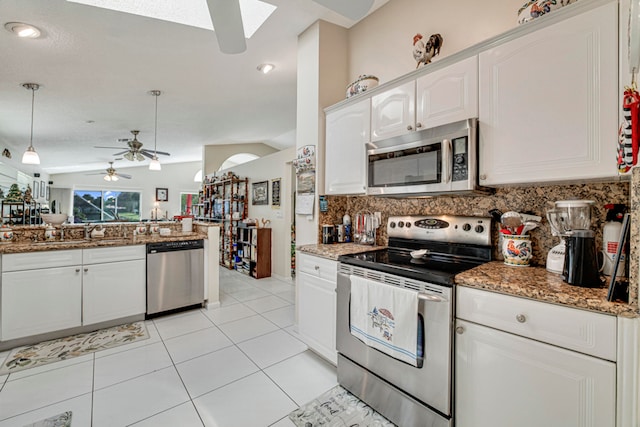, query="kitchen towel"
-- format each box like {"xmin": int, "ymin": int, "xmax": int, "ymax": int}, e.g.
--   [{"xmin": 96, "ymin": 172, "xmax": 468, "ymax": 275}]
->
[{"xmin": 349, "ymin": 275, "xmax": 419, "ymax": 366}]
